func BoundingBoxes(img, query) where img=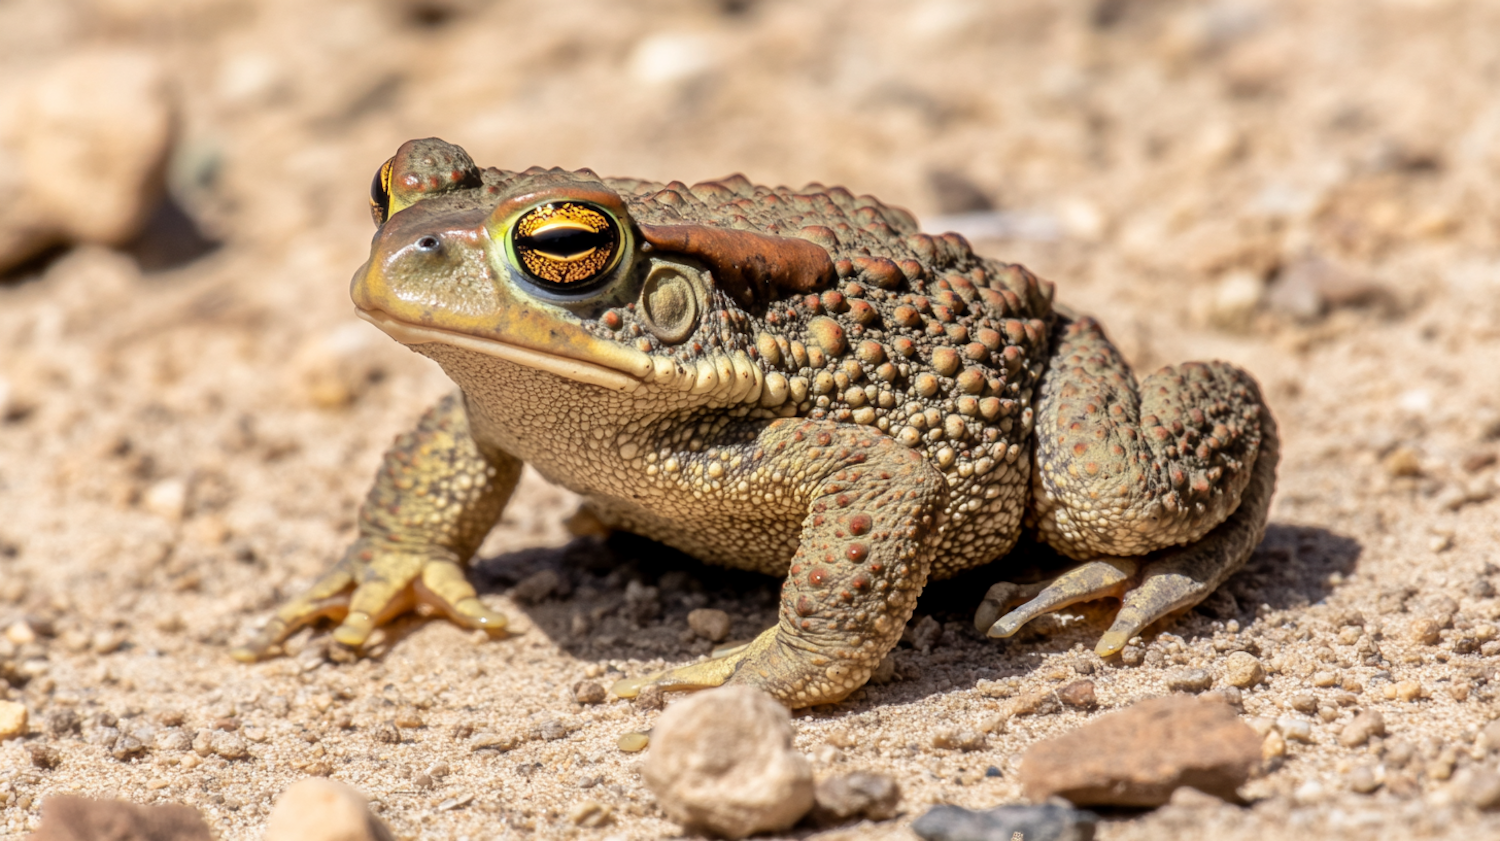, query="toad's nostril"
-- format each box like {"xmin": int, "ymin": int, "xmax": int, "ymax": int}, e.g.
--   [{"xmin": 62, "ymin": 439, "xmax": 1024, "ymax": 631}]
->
[{"xmin": 416, "ymin": 235, "xmax": 440, "ymax": 251}]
